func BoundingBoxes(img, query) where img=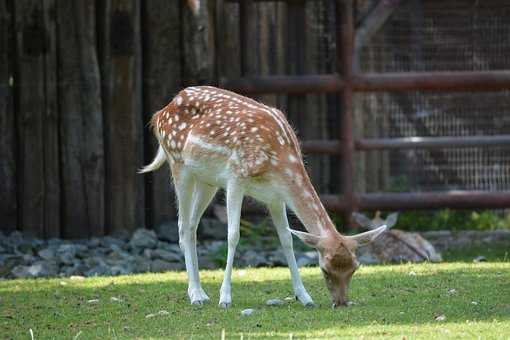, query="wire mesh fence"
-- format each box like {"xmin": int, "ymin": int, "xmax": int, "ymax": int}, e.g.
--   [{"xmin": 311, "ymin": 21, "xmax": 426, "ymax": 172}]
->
[{"xmin": 355, "ymin": 0, "xmax": 510, "ymax": 196}]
